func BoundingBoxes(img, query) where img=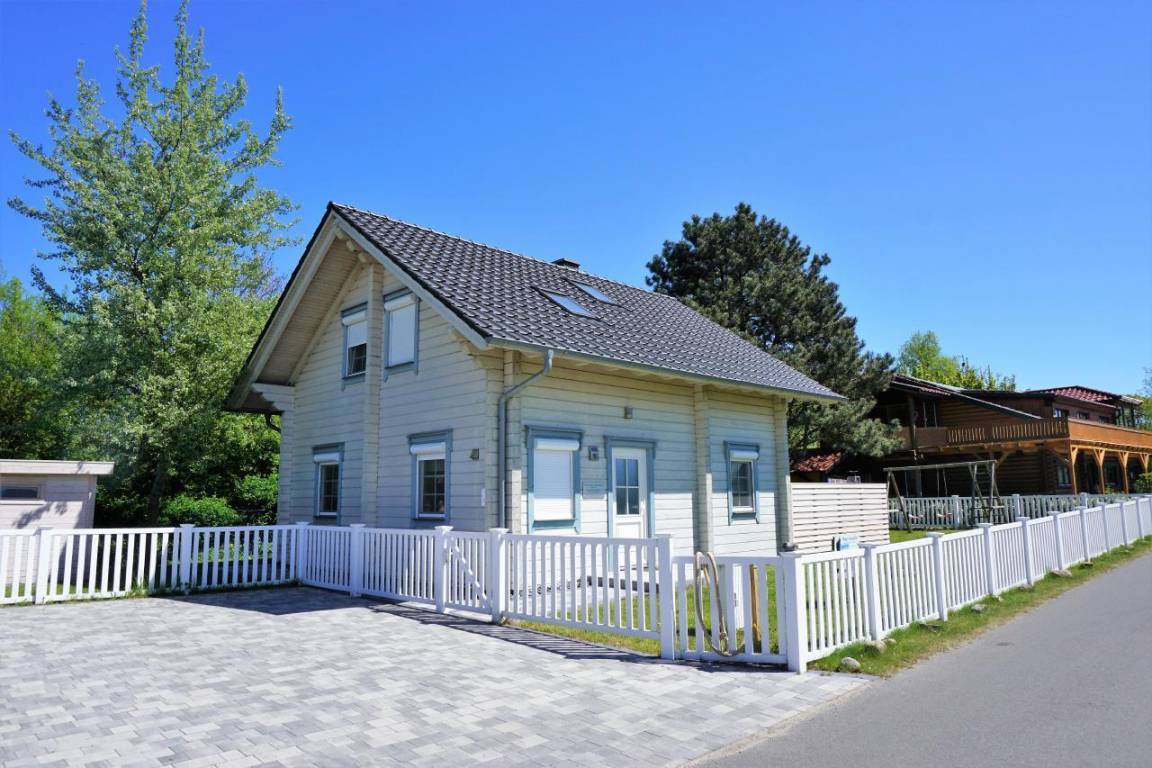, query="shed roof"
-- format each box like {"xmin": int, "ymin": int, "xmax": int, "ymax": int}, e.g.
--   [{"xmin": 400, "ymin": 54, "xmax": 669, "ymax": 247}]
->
[{"xmin": 0, "ymin": 460, "xmax": 115, "ymax": 476}]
